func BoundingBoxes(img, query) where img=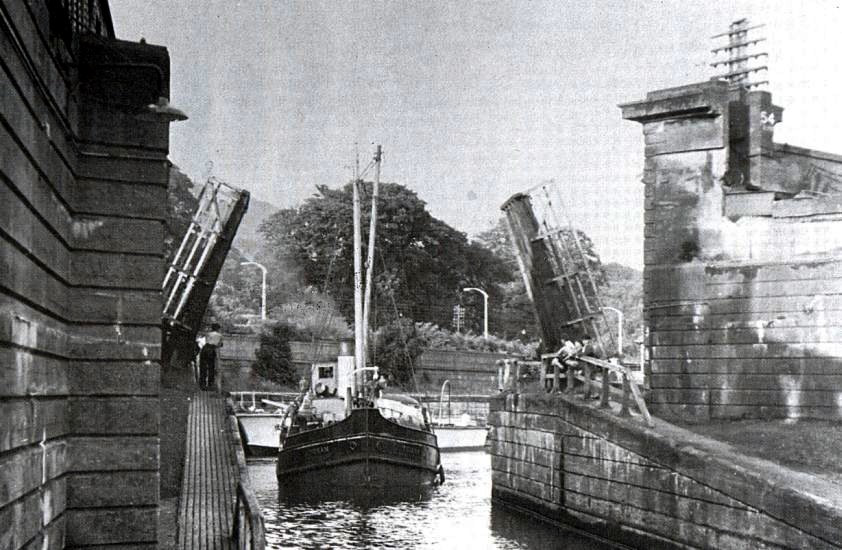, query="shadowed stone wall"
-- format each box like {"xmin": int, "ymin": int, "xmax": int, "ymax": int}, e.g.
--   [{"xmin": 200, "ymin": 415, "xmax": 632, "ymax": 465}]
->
[
  {"xmin": 219, "ymin": 335, "xmax": 506, "ymax": 394},
  {"xmin": 490, "ymin": 393, "xmax": 842, "ymax": 549},
  {"xmin": 0, "ymin": 2, "xmax": 172, "ymax": 547},
  {"xmin": 621, "ymin": 80, "xmax": 842, "ymax": 422}
]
